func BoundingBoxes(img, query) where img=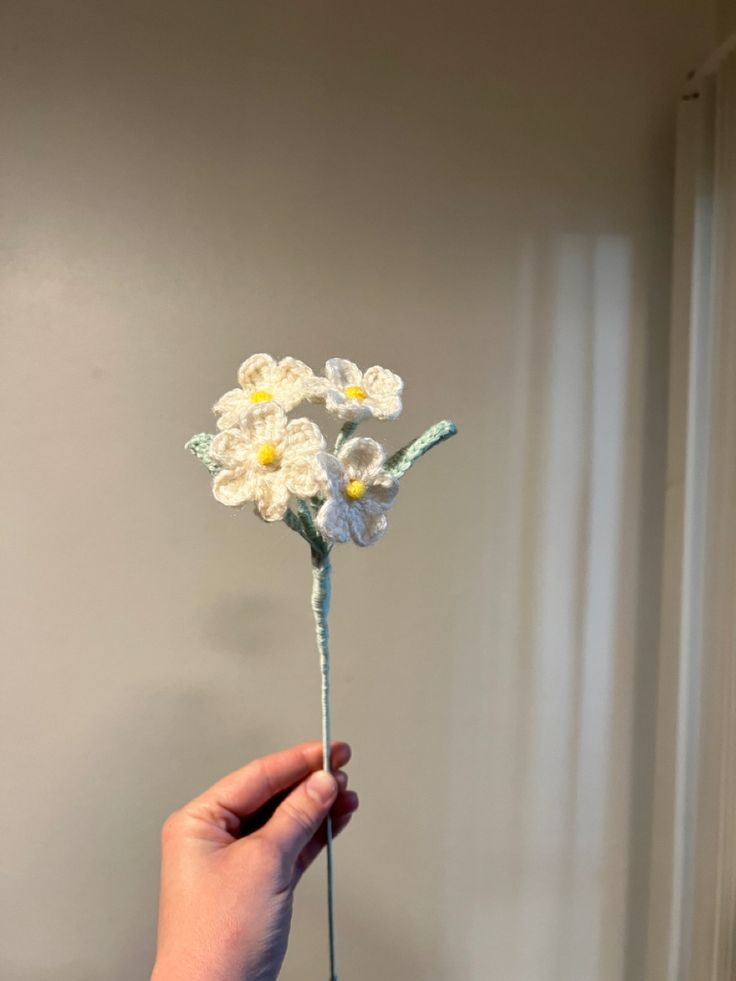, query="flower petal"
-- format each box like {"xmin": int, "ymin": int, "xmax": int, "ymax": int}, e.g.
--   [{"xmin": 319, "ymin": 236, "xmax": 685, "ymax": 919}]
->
[
  {"xmin": 366, "ymin": 471, "xmax": 399, "ymax": 508},
  {"xmin": 285, "ymin": 418, "xmax": 326, "ymax": 456},
  {"xmin": 212, "ymin": 466, "xmax": 257, "ymax": 507},
  {"xmin": 324, "ymin": 389, "xmax": 369, "ymax": 422},
  {"xmin": 281, "ymin": 418, "xmax": 327, "ymax": 497},
  {"xmin": 365, "ymin": 393, "xmax": 402, "ymax": 421},
  {"xmin": 283, "ymin": 454, "xmax": 325, "ymax": 498},
  {"xmin": 315, "ymin": 451, "xmax": 344, "ymax": 497},
  {"xmin": 305, "ymin": 376, "xmax": 329, "ymax": 403},
  {"xmin": 239, "ymin": 401, "xmax": 287, "ymax": 447},
  {"xmin": 213, "ymin": 389, "xmax": 250, "ymax": 430},
  {"xmin": 269, "ymin": 358, "xmax": 313, "ymax": 411},
  {"xmin": 348, "ymin": 500, "xmax": 388, "ymax": 546},
  {"xmin": 324, "ymin": 358, "xmax": 362, "ymax": 389},
  {"xmin": 237, "ymin": 353, "xmax": 276, "ymax": 392},
  {"xmin": 210, "ymin": 428, "xmax": 252, "ymax": 468},
  {"xmin": 316, "ymin": 498, "xmax": 351, "ymax": 544},
  {"xmin": 363, "ymin": 365, "xmax": 403, "ymax": 398},
  {"xmin": 254, "ymin": 473, "xmax": 290, "ymax": 522},
  {"xmin": 274, "ymin": 357, "xmax": 311, "ymax": 385},
  {"xmin": 337, "ymin": 436, "xmax": 386, "ymax": 478}
]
